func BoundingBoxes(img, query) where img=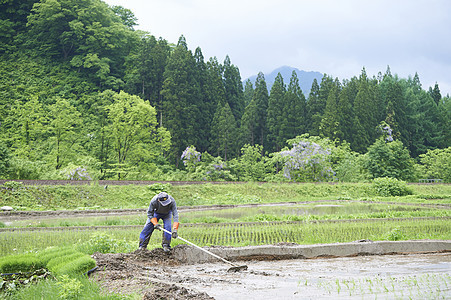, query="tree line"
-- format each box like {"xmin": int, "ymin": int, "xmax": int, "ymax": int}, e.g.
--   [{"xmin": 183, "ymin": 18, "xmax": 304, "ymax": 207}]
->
[{"xmin": 0, "ymin": 0, "xmax": 449, "ymax": 182}]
